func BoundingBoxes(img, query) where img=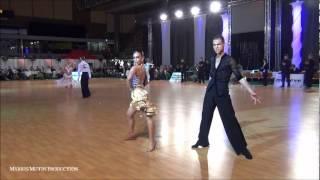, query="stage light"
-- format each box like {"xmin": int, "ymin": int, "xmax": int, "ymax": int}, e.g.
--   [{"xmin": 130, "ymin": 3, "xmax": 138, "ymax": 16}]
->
[
  {"xmin": 210, "ymin": 1, "xmax": 221, "ymax": 13},
  {"xmin": 174, "ymin": 10, "xmax": 183, "ymax": 18},
  {"xmin": 160, "ymin": 13, "xmax": 168, "ymax": 21},
  {"xmin": 191, "ymin": 6, "xmax": 200, "ymax": 16}
]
